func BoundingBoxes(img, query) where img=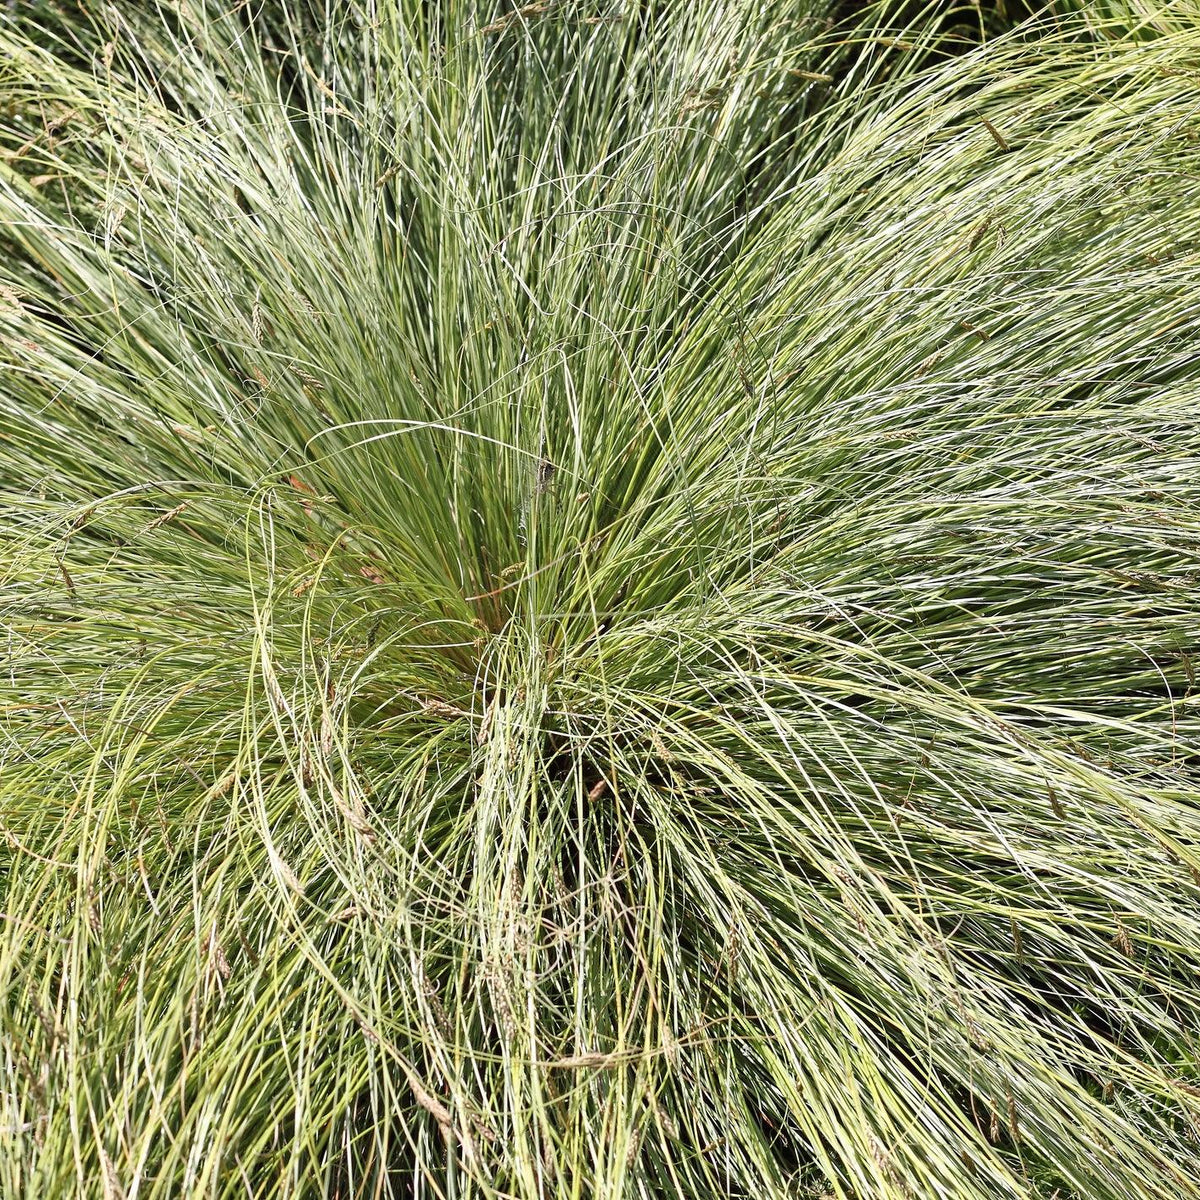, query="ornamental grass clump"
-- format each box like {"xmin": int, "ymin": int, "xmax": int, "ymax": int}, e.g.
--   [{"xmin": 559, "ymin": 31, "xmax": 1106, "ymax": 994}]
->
[{"xmin": 2, "ymin": 2, "xmax": 1200, "ymax": 1197}]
